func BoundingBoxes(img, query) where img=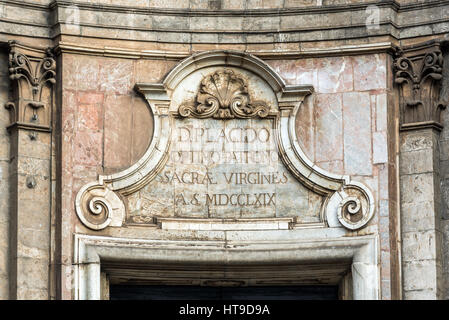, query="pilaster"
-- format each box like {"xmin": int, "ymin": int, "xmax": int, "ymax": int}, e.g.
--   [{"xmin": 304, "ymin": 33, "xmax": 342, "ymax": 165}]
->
[
  {"xmin": 5, "ymin": 41, "xmax": 56, "ymax": 299},
  {"xmin": 395, "ymin": 40, "xmax": 447, "ymax": 299}
]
